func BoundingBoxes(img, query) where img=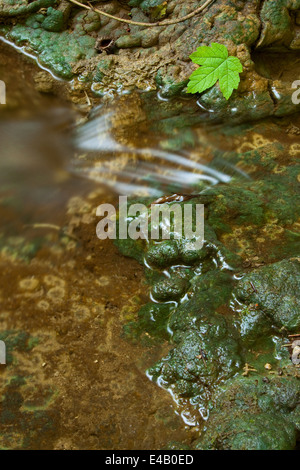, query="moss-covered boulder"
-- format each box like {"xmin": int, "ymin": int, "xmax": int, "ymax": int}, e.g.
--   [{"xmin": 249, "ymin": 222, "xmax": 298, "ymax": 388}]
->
[
  {"xmin": 195, "ymin": 373, "xmax": 300, "ymax": 450},
  {"xmin": 235, "ymin": 258, "xmax": 300, "ymax": 332}
]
